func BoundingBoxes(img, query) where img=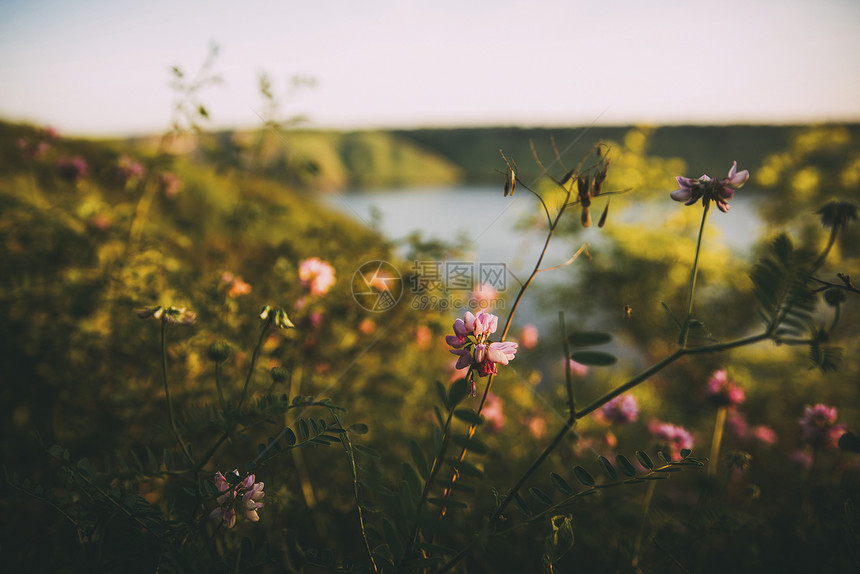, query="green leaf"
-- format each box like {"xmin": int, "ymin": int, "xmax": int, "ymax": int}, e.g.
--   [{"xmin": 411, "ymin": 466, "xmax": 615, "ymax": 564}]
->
[
  {"xmin": 298, "ymin": 418, "xmax": 309, "ymax": 440},
  {"xmin": 354, "ymin": 444, "xmax": 381, "ymax": 459},
  {"xmin": 529, "ymin": 487, "xmax": 553, "ymax": 506},
  {"xmin": 448, "ymin": 378, "xmax": 469, "ymax": 407},
  {"xmin": 382, "ymin": 518, "xmax": 403, "ymax": 562},
  {"xmin": 453, "ymin": 408, "xmax": 484, "ymax": 425},
  {"xmin": 115, "ymin": 451, "xmax": 130, "ymax": 473},
  {"xmin": 452, "ymin": 434, "xmax": 489, "ymax": 455},
  {"xmin": 568, "ymin": 331, "xmax": 612, "ymax": 347},
  {"xmin": 446, "ymin": 458, "xmax": 484, "ymax": 479},
  {"xmin": 636, "ymin": 450, "xmax": 653, "ymax": 470},
  {"xmin": 427, "ymin": 497, "xmax": 467, "ymax": 509},
  {"xmin": 348, "ymin": 423, "xmax": 369, "ymax": 435},
  {"xmin": 283, "ymin": 427, "xmax": 297, "ymax": 446},
  {"xmin": 512, "ymin": 492, "xmax": 532, "ymax": 516},
  {"xmin": 433, "ymin": 406, "xmax": 446, "ymax": 429},
  {"xmin": 162, "ymin": 449, "xmax": 174, "ymax": 471},
  {"xmin": 410, "ymin": 441, "xmax": 429, "ymax": 479},
  {"xmin": 402, "ymin": 462, "xmax": 422, "ymax": 501},
  {"xmin": 597, "ymin": 456, "xmax": 617, "ymax": 480},
  {"xmin": 435, "ymin": 480, "xmax": 476, "ymax": 494},
  {"xmin": 615, "ymin": 454, "xmax": 637, "ymax": 477},
  {"xmin": 679, "ymin": 448, "xmax": 692, "ymax": 459},
  {"xmin": 570, "ymin": 351, "xmax": 617, "ymax": 366},
  {"xmin": 550, "ymin": 472, "xmax": 573, "ymax": 495},
  {"xmin": 146, "ymin": 447, "xmax": 159, "ymax": 474},
  {"xmin": 435, "ymin": 380, "xmax": 449, "ymax": 409},
  {"xmin": 414, "ymin": 541, "xmax": 456, "ymax": 555},
  {"xmin": 573, "ymin": 466, "xmax": 595, "ymax": 487}
]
